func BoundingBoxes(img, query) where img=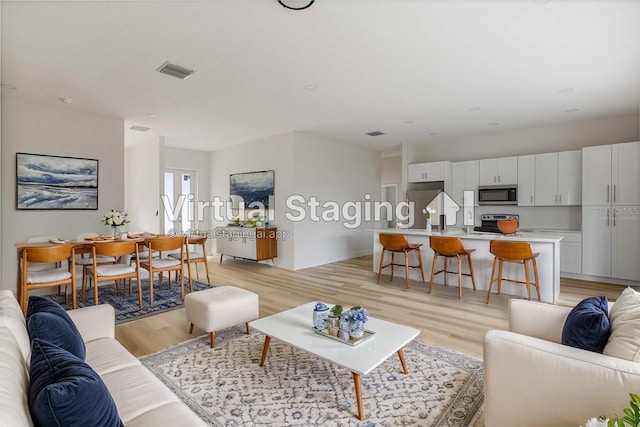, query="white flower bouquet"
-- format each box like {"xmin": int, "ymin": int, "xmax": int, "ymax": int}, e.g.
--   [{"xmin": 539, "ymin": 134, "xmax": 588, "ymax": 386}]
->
[
  {"xmin": 102, "ymin": 209, "xmax": 130, "ymax": 227},
  {"xmin": 422, "ymin": 207, "xmax": 436, "ymax": 220}
]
